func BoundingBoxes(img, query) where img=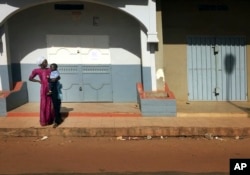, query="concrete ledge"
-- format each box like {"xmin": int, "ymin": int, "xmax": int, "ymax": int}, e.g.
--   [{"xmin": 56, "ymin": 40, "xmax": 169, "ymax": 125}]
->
[
  {"xmin": 0, "ymin": 81, "xmax": 28, "ymax": 117},
  {"xmin": 0, "ymin": 98, "xmax": 7, "ymax": 116},
  {"xmin": 137, "ymin": 83, "xmax": 176, "ymax": 117},
  {"xmin": 1, "ymin": 126, "xmax": 250, "ymax": 137}
]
